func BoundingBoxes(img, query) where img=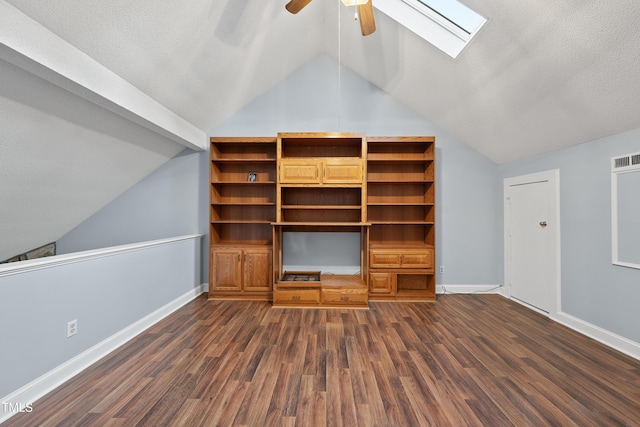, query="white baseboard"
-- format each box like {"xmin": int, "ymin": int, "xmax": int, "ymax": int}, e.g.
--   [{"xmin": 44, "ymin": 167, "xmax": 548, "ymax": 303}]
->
[
  {"xmin": 437, "ymin": 284, "xmax": 504, "ymax": 294},
  {"xmin": 498, "ymin": 291, "xmax": 640, "ymax": 362},
  {"xmin": 552, "ymin": 311, "xmax": 640, "ymax": 362},
  {"xmin": 0, "ymin": 285, "xmax": 206, "ymax": 423}
]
